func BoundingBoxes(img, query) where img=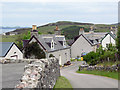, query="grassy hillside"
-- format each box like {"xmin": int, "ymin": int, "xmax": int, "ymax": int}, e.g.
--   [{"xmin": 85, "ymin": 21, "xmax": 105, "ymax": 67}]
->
[
  {"xmin": 1, "ymin": 21, "xmax": 116, "ymax": 42},
  {"xmin": 62, "ymin": 26, "xmax": 89, "ymax": 39}
]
